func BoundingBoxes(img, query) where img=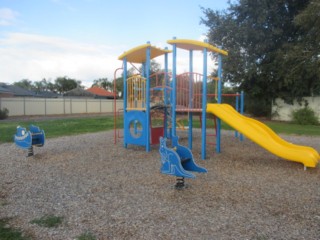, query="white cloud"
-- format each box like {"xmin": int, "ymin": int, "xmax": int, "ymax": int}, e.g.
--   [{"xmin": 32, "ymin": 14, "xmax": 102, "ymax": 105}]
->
[
  {"xmin": 0, "ymin": 32, "xmax": 217, "ymax": 88},
  {"xmin": 0, "ymin": 8, "xmax": 19, "ymax": 26},
  {"xmin": 0, "ymin": 32, "xmax": 124, "ymax": 87},
  {"xmin": 198, "ymin": 35, "xmax": 208, "ymax": 42}
]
